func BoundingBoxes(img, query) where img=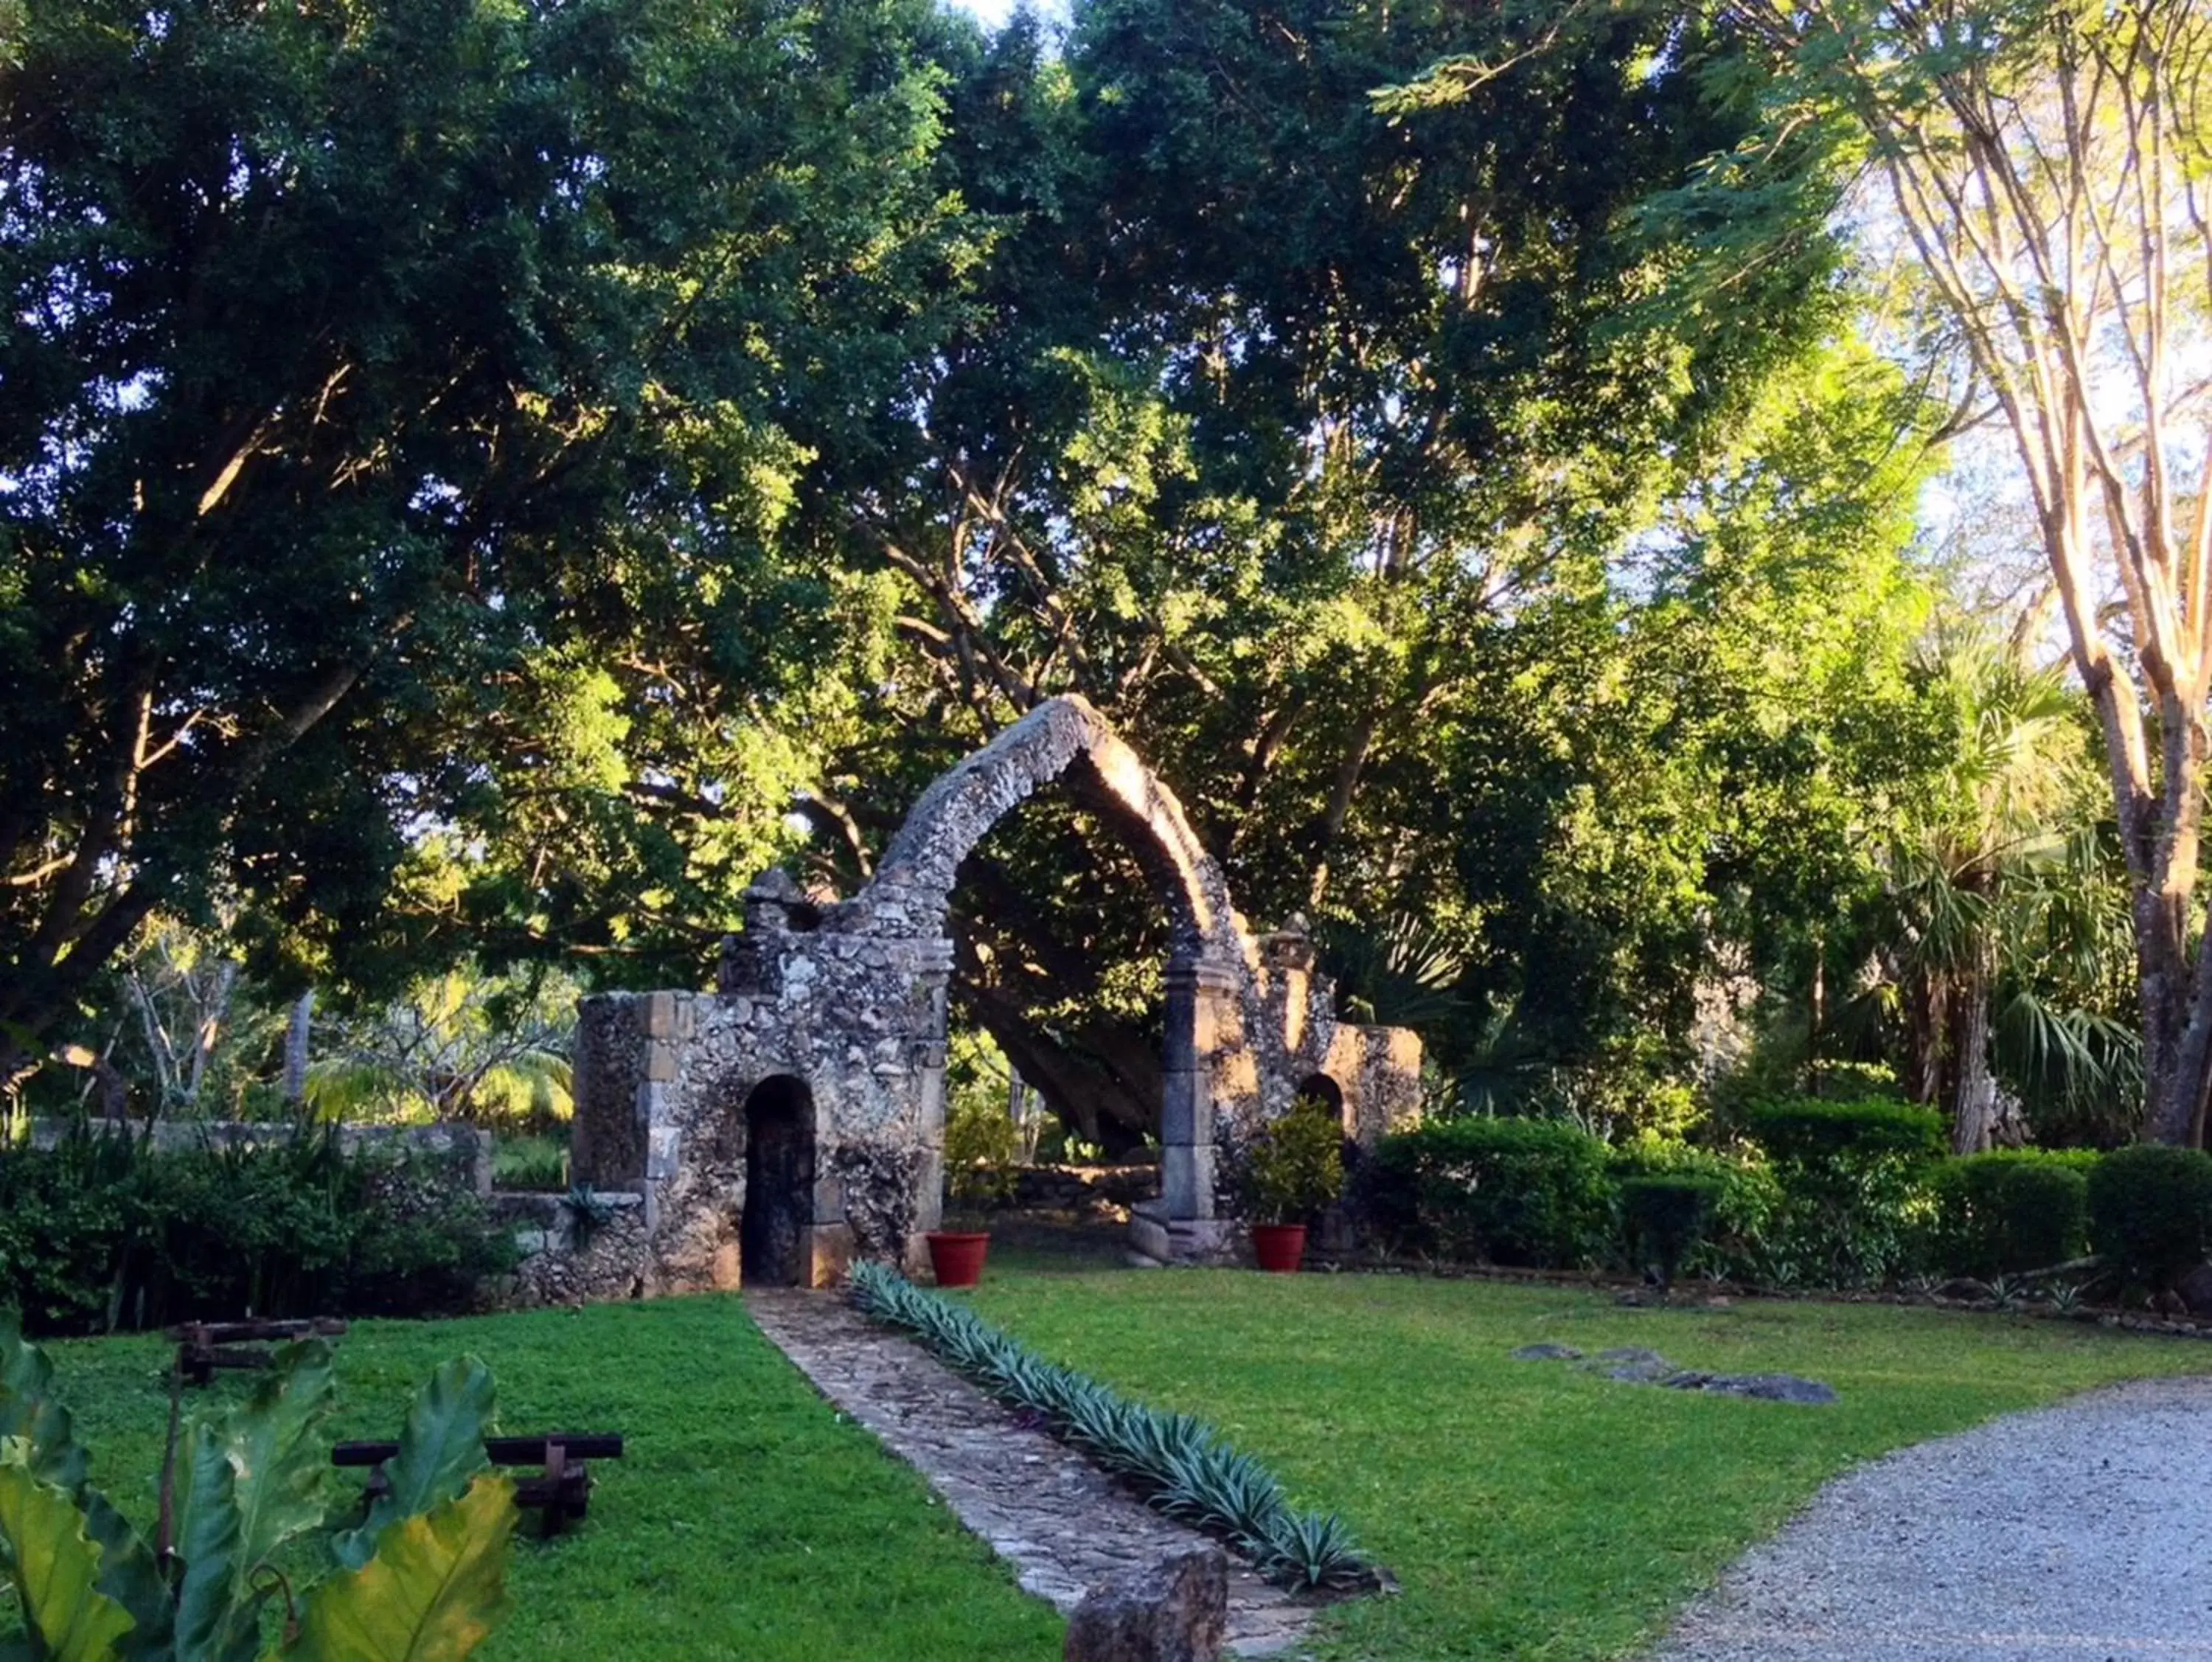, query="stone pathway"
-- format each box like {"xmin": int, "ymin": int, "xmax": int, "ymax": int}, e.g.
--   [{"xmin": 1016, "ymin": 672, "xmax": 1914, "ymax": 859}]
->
[
  {"xmin": 1647, "ymin": 1374, "xmax": 2212, "ymax": 1661},
  {"xmin": 745, "ymin": 1289, "xmax": 1317, "ymax": 1658}
]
